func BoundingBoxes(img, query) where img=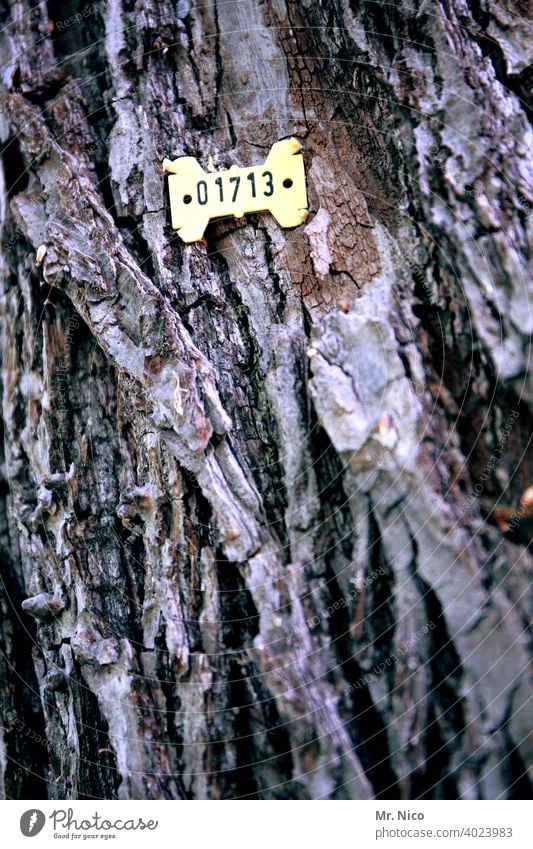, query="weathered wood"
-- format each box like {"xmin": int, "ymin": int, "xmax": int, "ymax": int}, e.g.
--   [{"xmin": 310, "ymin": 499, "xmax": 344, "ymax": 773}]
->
[{"xmin": 0, "ymin": 0, "xmax": 531, "ymax": 800}]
